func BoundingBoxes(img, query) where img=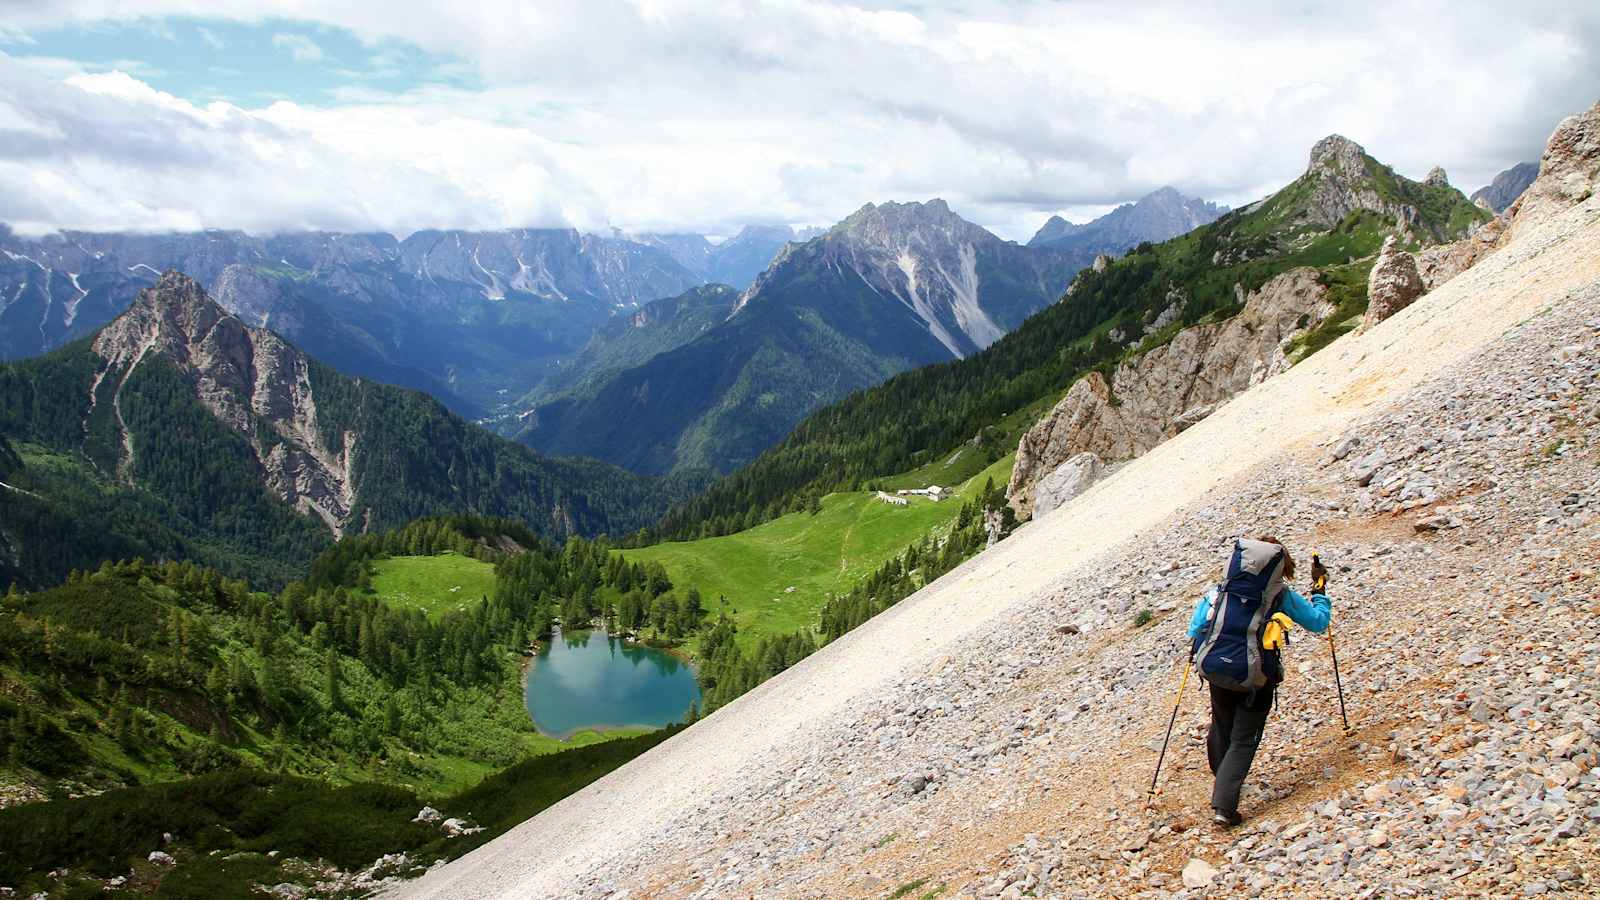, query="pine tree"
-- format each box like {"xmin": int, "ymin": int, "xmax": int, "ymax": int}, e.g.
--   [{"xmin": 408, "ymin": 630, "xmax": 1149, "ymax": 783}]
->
[{"xmin": 324, "ymin": 648, "xmax": 343, "ymax": 711}]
